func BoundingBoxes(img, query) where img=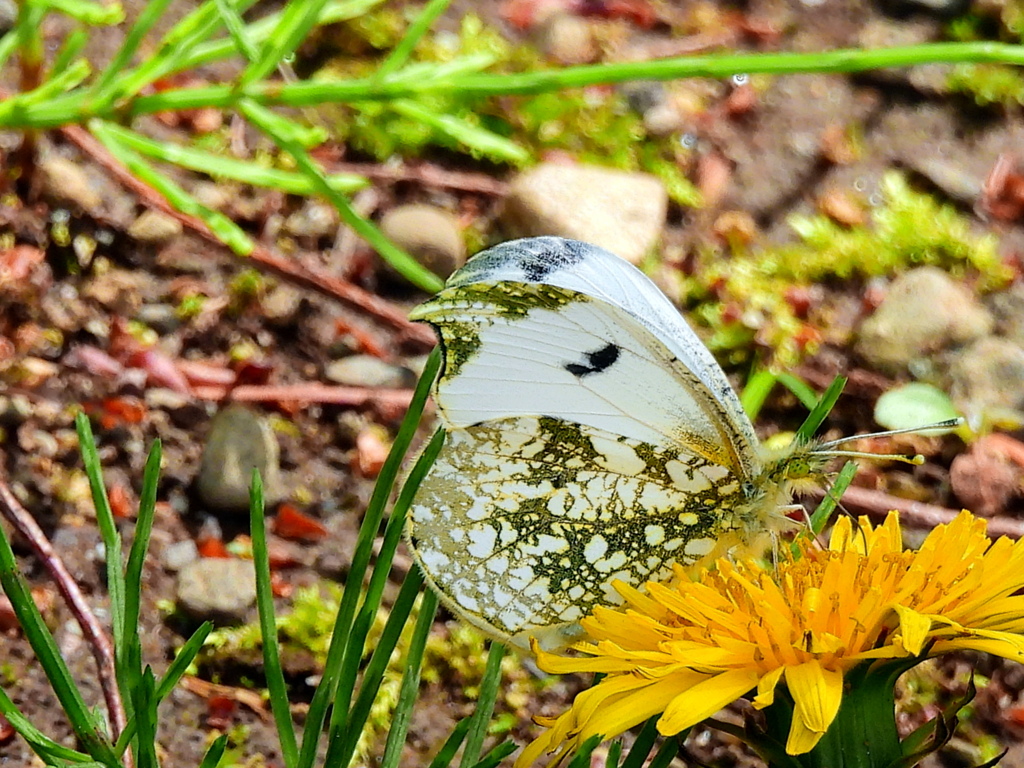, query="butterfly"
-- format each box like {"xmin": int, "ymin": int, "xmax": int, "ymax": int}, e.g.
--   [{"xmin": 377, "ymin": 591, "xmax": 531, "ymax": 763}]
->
[{"xmin": 405, "ymin": 237, "xmax": 934, "ymax": 651}]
